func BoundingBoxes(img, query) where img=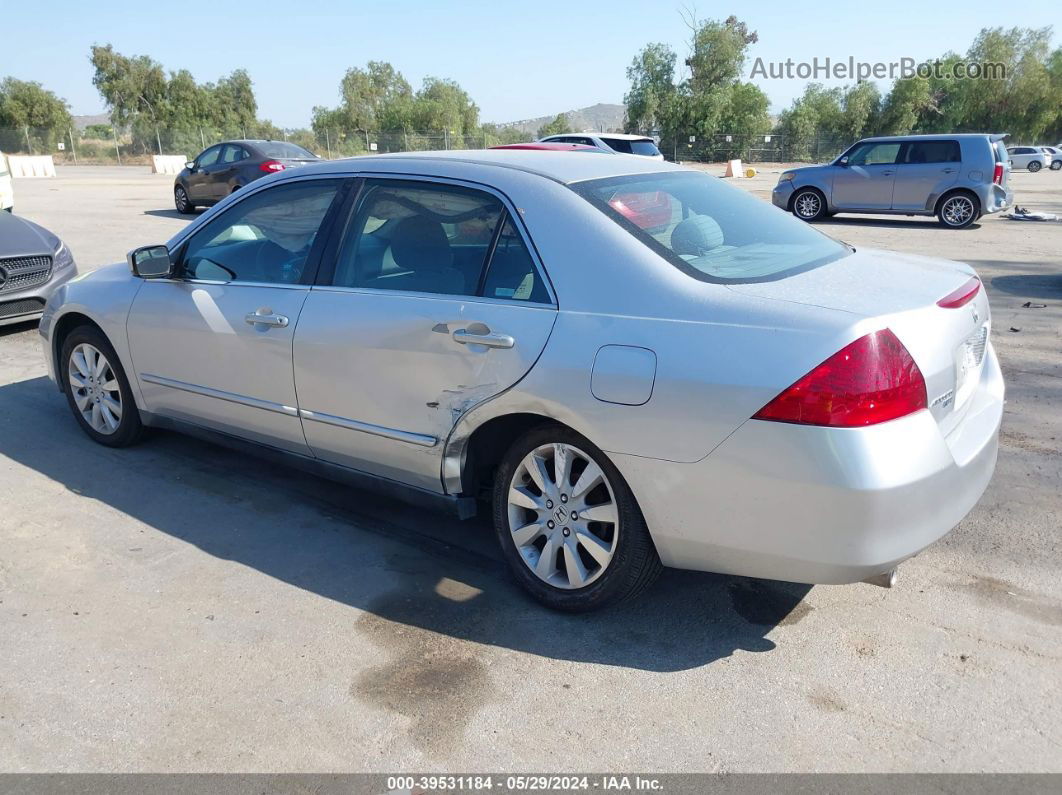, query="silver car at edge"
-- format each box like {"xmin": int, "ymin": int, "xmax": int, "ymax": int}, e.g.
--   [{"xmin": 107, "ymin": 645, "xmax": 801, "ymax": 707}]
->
[
  {"xmin": 39, "ymin": 151, "xmax": 1003, "ymax": 611},
  {"xmin": 0, "ymin": 211, "xmax": 78, "ymax": 327},
  {"xmin": 773, "ymin": 134, "xmax": 1013, "ymax": 229}
]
